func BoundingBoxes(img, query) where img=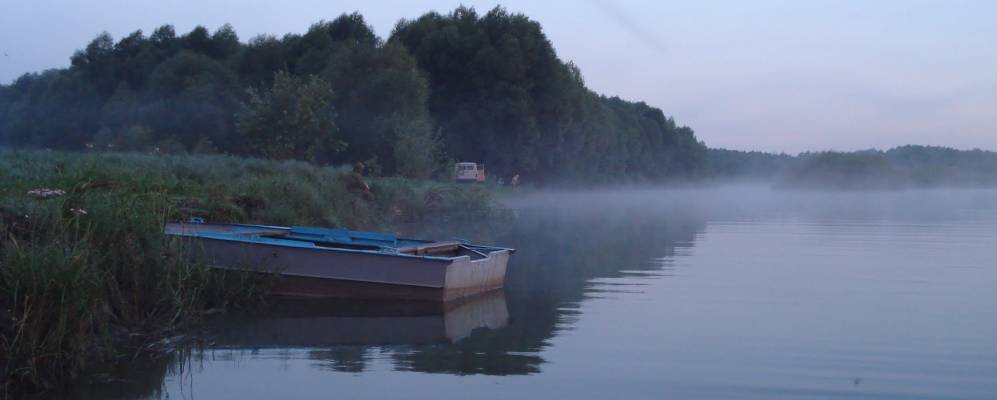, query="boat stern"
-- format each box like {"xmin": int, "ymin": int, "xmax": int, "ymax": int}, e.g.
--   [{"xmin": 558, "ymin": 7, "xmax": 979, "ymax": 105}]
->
[{"xmin": 441, "ymin": 249, "xmax": 511, "ymax": 302}]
